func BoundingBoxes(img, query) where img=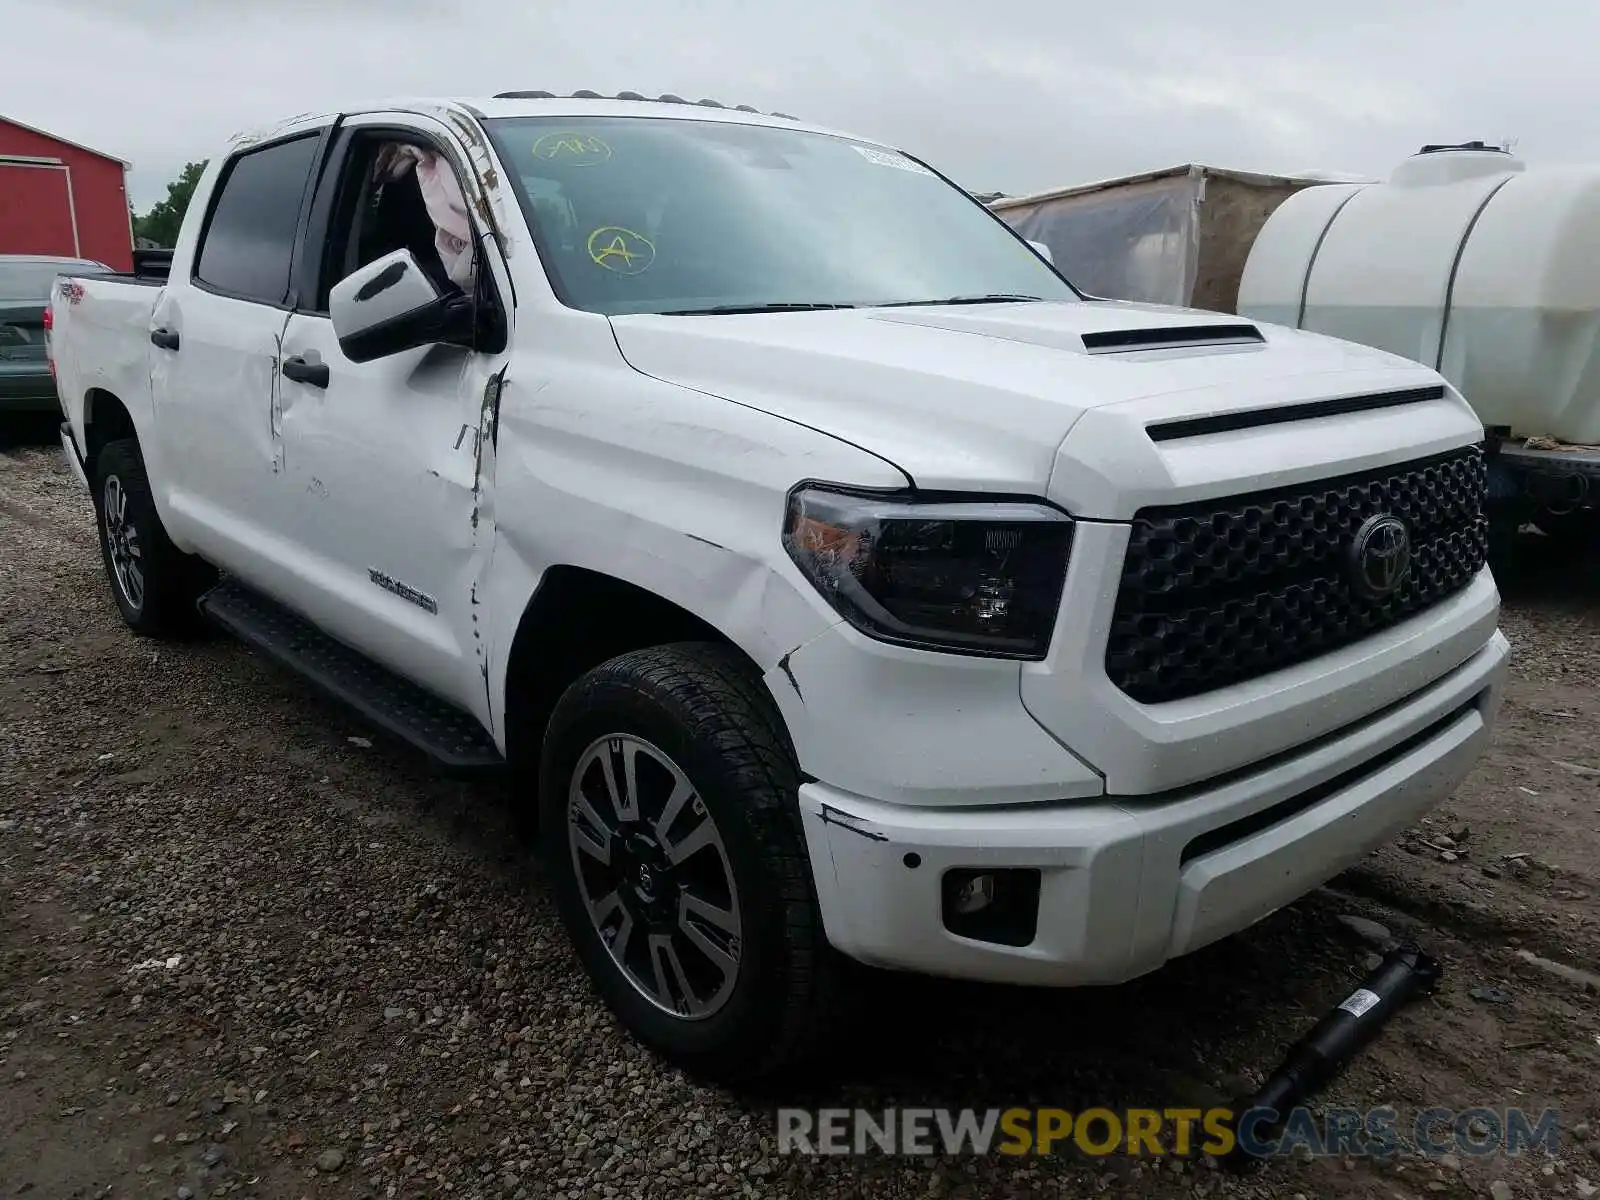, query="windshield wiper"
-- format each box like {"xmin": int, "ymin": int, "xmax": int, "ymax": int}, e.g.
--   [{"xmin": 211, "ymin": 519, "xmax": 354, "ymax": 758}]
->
[
  {"xmin": 877, "ymin": 293, "xmax": 1048, "ymax": 308},
  {"xmin": 660, "ymin": 302, "xmax": 858, "ymax": 315}
]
